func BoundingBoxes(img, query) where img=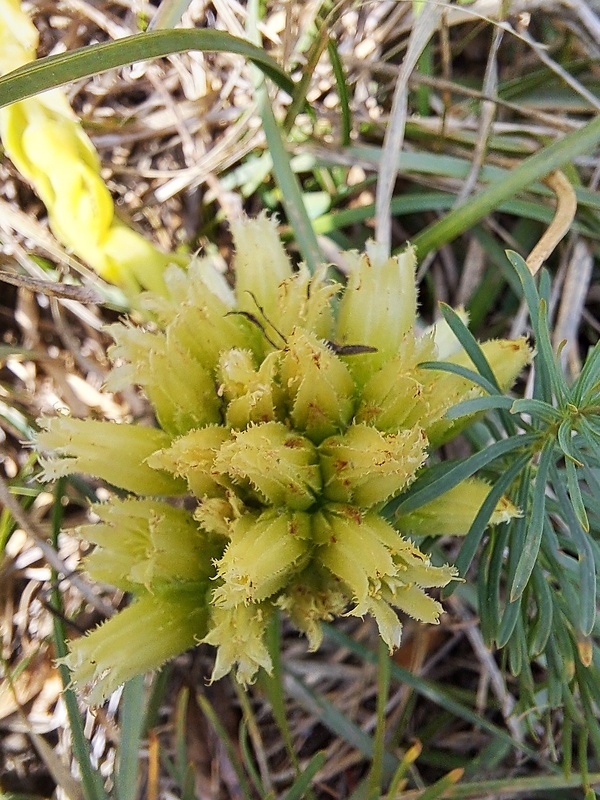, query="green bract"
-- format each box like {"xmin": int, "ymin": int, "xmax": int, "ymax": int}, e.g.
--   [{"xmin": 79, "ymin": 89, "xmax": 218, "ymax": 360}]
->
[{"xmin": 36, "ymin": 214, "xmax": 530, "ymax": 701}]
